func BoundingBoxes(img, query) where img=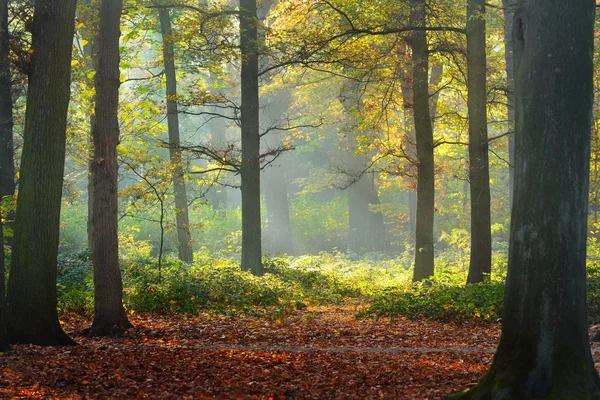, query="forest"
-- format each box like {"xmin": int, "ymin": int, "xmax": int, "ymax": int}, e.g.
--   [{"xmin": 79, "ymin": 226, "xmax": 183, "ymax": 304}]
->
[{"xmin": 0, "ymin": 0, "xmax": 599, "ymax": 398}]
